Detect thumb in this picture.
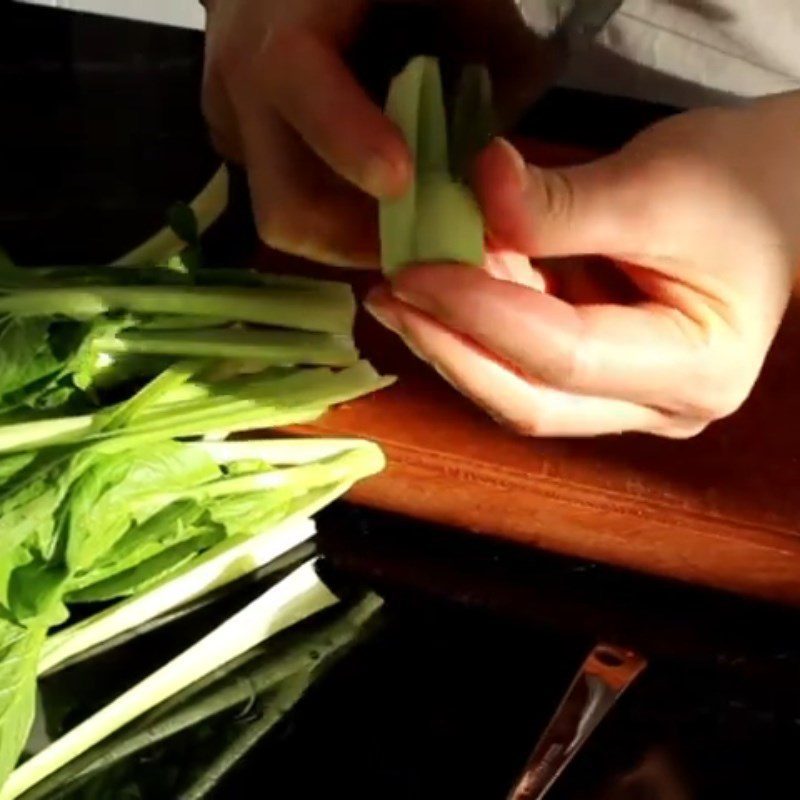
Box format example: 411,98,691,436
472,138,635,258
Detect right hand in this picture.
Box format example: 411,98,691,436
201,0,412,267
366,94,800,438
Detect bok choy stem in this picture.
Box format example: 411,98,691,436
3,561,338,800
38,517,318,676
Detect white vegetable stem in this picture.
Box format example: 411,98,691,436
4,560,338,800
195,438,370,465
38,517,317,676
112,164,229,266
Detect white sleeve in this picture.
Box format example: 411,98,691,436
555,0,800,108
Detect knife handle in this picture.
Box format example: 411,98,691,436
507,643,647,800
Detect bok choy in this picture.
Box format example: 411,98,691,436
0,165,393,796
380,56,494,275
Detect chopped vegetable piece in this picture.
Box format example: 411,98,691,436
380,56,490,275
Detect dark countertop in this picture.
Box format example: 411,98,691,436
4,3,800,799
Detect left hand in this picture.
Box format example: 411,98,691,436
365,94,800,438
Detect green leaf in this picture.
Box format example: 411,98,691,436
449,63,494,180
66,499,213,593
93,328,359,367
203,486,303,539
6,561,68,627
94,359,202,433
0,620,46,789
165,203,199,247
0,452,37,485
67,531,225,603
0,468,65,609
65,316,132,395
0,319,63,411
64,442,222,575
0,315,139,418
0,449,88,621
0,247,16,273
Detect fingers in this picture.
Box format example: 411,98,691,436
472,138,640,258
201,59,244,163
364,287,683,438
483,247,546,291
239,111,380,267
386,264,752,419
260,28,411,199
205,21,413,268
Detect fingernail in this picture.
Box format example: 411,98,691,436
391,278,437,316
396,326,428,364
365,294,431,365
364,295,403,335
362,152,407,199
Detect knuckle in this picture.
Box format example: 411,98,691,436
489,402,553,438
707,380,752,420
537,167,576,223
257,209,297,252
658,420,709,440
500,416,542,437
256,205,321,260
675,363,753,422
616,146,731,244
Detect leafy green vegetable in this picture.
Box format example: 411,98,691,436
26,591,382,800
0,427,384,792
0,360,391,456
2,561,341,800
0,161,392,797
0,442,375,791
0,319,63,408
38,516,319,677
166,202,200,249
92,328,359,367
450,63,495,180
0,284,355,334
0,240,360,421
112,164,229,268
380,55,491,275
0,622,46,789
63,442,221,574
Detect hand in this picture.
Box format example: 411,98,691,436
366,93,800,438
201,0,411,267
201,0,556,268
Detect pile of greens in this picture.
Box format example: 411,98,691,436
0,53,495,792
0,166,392,798
27,593,383,800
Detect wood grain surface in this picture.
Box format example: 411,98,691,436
255,141,800,609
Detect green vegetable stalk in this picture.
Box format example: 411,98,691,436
380,56,494,275
0,164,393,796
1,561,345,800
24,593,382,800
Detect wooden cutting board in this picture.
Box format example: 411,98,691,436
255,141,800,609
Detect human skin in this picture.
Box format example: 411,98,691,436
201,0,800,438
